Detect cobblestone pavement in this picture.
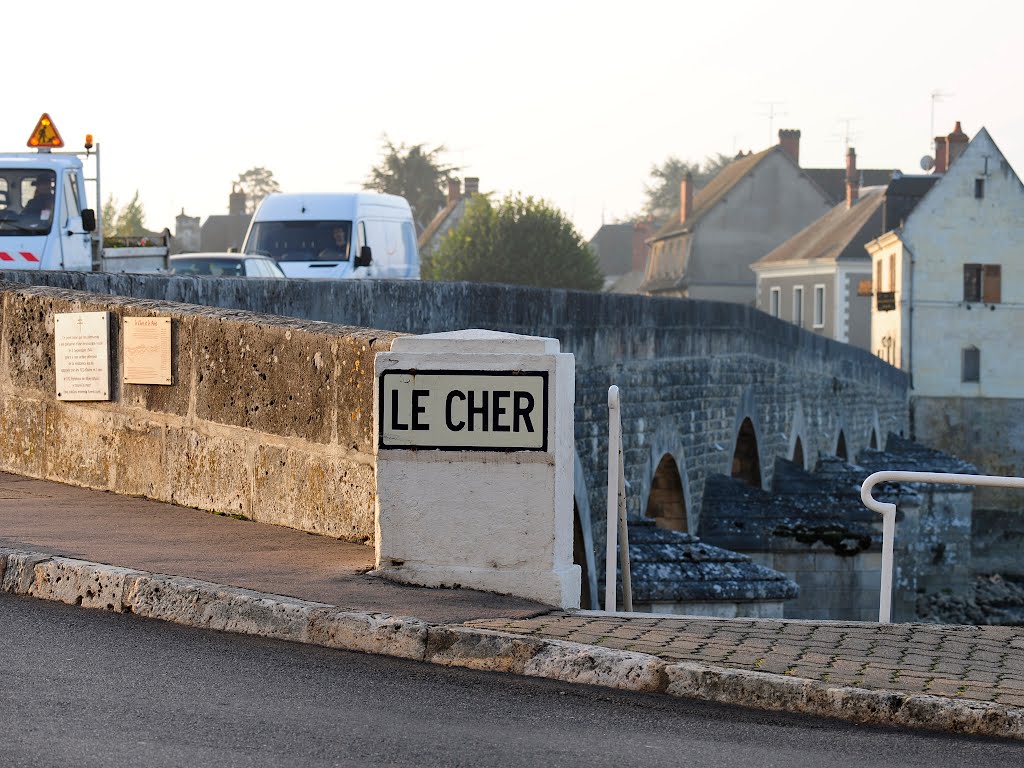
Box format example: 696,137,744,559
467,613,1024,708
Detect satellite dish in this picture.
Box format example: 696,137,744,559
920,155,935,171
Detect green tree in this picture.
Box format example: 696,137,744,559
235,167,281,214
364,137,457,231
427,194,604,291
642,152,732,220
101,191,146,236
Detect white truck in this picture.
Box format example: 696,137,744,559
0,113,167,273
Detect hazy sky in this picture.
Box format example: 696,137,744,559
5,0,1022,240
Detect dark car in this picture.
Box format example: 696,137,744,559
168,253,285,278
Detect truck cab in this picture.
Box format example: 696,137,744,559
0,153,94,271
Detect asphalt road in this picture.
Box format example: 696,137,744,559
1,594,1021,768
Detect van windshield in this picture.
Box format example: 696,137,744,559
244,220,352,262
0,169,57,235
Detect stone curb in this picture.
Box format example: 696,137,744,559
2,548,1022,741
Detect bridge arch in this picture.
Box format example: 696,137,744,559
868,409,882,451
731,390,765,489
831,430,847,460
788,402,809,470
646,453,689,533
732,417,763,488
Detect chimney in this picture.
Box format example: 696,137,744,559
679,172,694,224
228,184,247,216
464,177,480,195
845,147,859,208
933,136,948,174
946,121,969,167
778,129,801,165
447,178,461,204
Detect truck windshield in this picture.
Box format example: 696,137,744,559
244,220,352,262
0,169,56,234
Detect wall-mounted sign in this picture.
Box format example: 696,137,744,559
378,370,548,451
123,316,172,385
55,312,110,401
876,291,896,312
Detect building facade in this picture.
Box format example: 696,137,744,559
640,130,834,304
867,124,1024,511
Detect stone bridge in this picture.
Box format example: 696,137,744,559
0,274,909,611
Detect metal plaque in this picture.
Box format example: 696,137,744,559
55,312,110,401
123,316,172,385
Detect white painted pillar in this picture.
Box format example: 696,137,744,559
373,329,581,609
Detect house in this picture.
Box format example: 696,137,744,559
639,130,834,303
865,122,1024,514
589,218,658,292
417,177,480,256
174,186,252,254
751,148,900,350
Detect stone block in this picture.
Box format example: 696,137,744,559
0,395,46,476
253,444,376,541
192,318,337,443
164,426,251,515
42,403,114,488
111,418,168,499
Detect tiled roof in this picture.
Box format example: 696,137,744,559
418,198,462,251
804,168,895,204
753,186,885,268
623,520,799,603
650,148,776,242
588,223,635,276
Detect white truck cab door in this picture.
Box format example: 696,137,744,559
59,170,92,270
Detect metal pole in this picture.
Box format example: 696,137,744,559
605,386,621,612
617,428,633,612
95,142,103,269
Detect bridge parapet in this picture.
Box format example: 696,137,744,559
0,280,396,541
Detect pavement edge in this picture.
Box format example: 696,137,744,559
2,548,1021,741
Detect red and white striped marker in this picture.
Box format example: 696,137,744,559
0,252,39,262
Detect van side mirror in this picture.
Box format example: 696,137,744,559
81,209,96,232
355,245,372,268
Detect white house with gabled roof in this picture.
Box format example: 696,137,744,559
865,123,1024,508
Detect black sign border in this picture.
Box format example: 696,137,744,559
378,369,549,452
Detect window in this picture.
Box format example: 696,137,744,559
975,178,985,199
963,264,1001,303
875,260,882,294
888,254,896,291
769,287,780,317
962,346,980,383
793,286,804,327
813,285,825,328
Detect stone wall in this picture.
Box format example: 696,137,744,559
0,281,397,542
0,273,910,568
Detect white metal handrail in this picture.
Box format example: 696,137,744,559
605,386,633,612
861,470,1024,623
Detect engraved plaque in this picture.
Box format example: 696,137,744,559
123,316,172,385
55,312,111,401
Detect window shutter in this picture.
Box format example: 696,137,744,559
983,265,1002,303
963,264,981,302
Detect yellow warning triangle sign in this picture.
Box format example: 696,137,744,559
27,113,64,149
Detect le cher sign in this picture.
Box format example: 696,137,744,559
379,370,548,451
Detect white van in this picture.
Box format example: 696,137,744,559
241,192,419,279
